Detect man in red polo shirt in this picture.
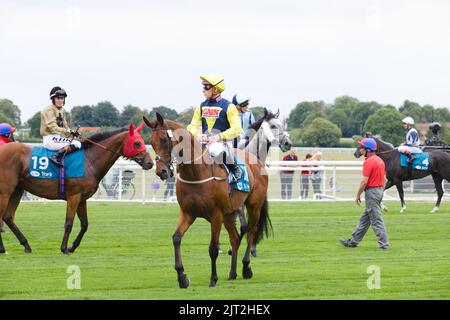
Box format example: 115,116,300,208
340,138,389,250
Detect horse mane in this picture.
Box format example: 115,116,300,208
248,111,277,132
81,128,128,149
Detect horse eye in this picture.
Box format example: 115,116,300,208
270,125,277,129
134,141,142,148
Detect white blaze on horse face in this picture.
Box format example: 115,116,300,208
261,122,276,143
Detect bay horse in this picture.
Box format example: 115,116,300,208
0,122,153,254
354,134,450,213
143,113,271,288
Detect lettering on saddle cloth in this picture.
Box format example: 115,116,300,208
29,147,85,179
222,157,250,193
400,152,429,171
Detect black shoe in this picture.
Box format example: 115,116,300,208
50,149,66,167
380,246,389,250
228,164,242,181
339,239,357,248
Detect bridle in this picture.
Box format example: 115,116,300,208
150,126,226,184
78,135,148,167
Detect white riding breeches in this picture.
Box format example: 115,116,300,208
43,135,81,151
398,145,422,154
207,141,232,158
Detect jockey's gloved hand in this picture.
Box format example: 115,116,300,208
70,130,80,137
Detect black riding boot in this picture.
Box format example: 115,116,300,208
227,163,242,181
50,148,67,167
50,145,79,167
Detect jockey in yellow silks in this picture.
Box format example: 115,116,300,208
187,73,243,180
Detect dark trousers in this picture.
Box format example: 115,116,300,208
280,173,294,199
300,175,310,199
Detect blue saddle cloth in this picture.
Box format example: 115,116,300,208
400,152,429,171
29,147,85,179
223,156,250,193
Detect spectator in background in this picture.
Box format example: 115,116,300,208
164,175,176,201
300,153,312,199
310,151,323,199
280,149,298,199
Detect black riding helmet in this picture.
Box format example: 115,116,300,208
430,122,442,134
50,86,68,104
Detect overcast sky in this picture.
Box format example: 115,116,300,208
1,0,449,123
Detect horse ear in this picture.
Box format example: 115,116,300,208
275,109,280,118
156,112,164,127
143,116,155,129
136,122,144,133
264,108,268,118
129,122,135,136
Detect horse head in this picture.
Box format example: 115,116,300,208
122,122,154,170
261,108,292,152
354,132,394,158
143,113,177,180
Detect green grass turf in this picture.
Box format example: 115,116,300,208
0,201,449,299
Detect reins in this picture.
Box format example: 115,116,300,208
151,126,227,184
78,134,146,163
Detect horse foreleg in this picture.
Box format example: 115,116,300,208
209,215,222,287
61,194,81,254
3,188,32,253
68,200,88,253
431,174,444,213
173,209,194,288
224,214,240,281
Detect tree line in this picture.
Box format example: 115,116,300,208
1,96,449,147
287,96,450,147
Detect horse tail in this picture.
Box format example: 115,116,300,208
255,196,273,244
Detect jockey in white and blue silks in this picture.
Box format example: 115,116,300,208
232,93,255,149
398,116,422,157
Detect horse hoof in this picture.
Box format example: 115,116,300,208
400,208,405,213
68,247,76,253
178,275,190,289
24,248,32,253
430,207,439,213
209,279,218,287
251,250,257,257
0,249,6,254
61,249,70,255
243,267,253,279
228,272,237,280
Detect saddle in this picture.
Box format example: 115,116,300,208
221,156,250,193
400,152,429,171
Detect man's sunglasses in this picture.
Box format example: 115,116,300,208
202,84,214,91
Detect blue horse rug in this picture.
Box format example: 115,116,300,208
400,152,429,171
223,156,250,193
29,147,85,179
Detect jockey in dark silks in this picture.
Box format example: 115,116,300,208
0,122,15,232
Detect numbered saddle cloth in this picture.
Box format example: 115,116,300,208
29,147,85,179
223,156,250,193
400,152,429,171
